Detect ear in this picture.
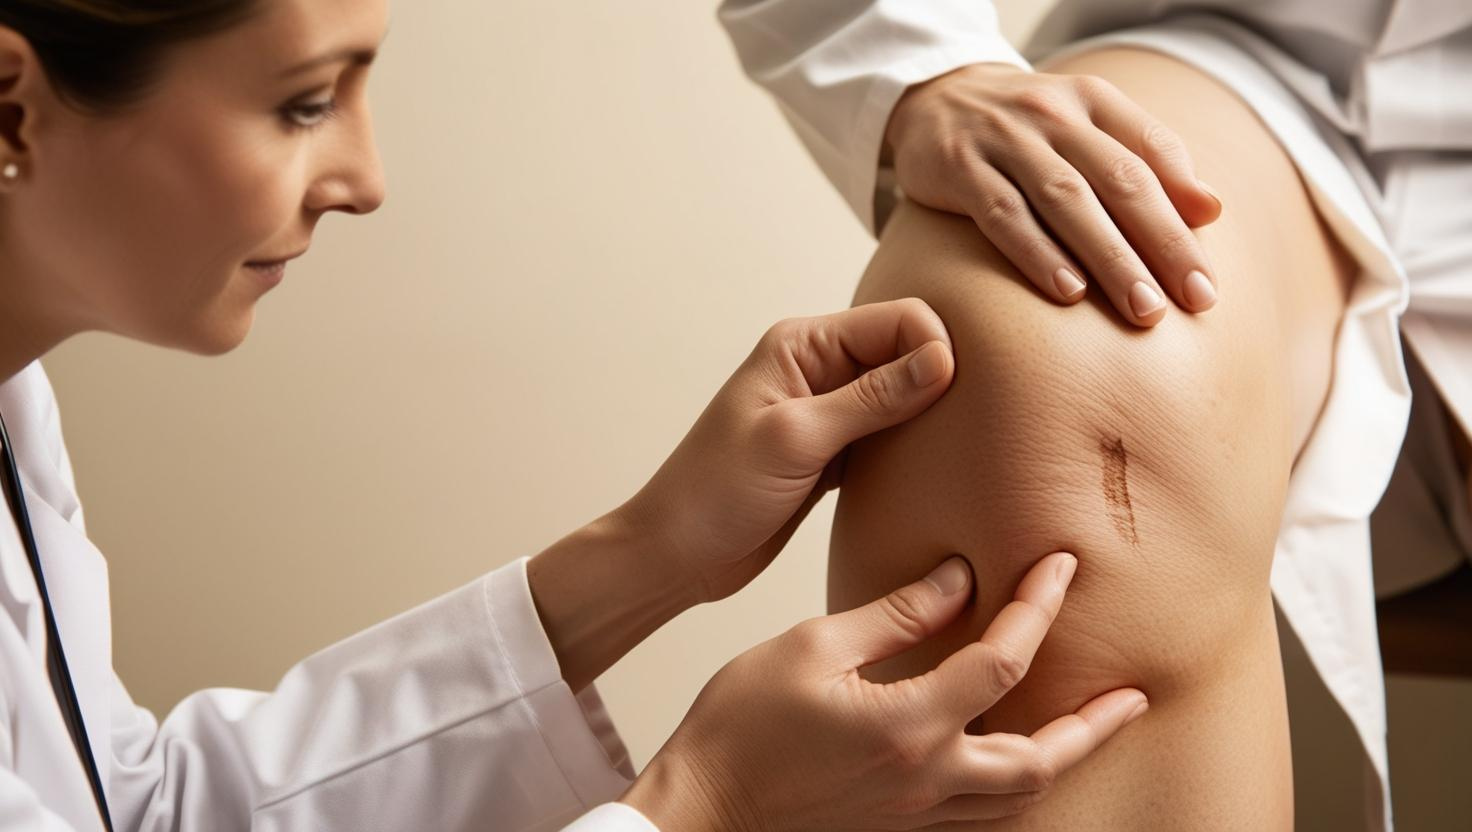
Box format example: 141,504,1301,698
0,25,63,163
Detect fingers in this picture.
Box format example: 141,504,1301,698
819,556,975,668
796,339,954,461
958,162,1091,307
1051,127,1218,314
1018,686,1148,776
923,552,1076,722
779,298,954,397
989,140,1170,326
1084,82,1222,228
919,688,1148,823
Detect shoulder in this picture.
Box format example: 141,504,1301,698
0,361,85,530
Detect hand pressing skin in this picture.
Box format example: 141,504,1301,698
623,553,1149,830
529,298,1146,827
530,298,960,693
884,62,1224,326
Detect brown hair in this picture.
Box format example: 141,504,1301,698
0,0,263,113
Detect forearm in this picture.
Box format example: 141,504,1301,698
527,509,698,692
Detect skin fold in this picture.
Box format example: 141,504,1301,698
828,47,1356,830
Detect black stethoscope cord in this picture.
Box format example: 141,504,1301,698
0,408,114,831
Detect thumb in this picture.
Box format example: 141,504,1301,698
799,340,954,462
825,556,973,668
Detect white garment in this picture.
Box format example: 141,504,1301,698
0,360,654,830
718,3,1472,831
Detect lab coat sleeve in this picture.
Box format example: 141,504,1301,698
561,802,659,830
103,556,638,831
717,0,1032,234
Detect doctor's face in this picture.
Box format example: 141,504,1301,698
6,0,388,355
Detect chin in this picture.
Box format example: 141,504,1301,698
169,309,256,357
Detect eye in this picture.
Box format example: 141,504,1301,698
280,97,340,131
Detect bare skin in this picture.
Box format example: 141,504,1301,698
828,47,1357,830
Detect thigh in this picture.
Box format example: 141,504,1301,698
828,47,1354,830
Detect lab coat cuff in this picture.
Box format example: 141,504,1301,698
488,557,637,809
560,802,661,831
853,39,1032,235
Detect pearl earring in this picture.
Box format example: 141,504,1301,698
1,162,17,181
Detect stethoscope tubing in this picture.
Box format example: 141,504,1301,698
0,408,113,831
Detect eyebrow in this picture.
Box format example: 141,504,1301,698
278,28,390,78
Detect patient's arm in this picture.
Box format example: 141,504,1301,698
828,48,1354,830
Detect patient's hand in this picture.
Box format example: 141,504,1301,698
624,299,954,604
622,552,1149,831
884,62,1223,326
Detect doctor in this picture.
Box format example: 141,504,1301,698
0,1,1151,830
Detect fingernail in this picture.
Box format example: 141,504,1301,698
907,341,947,387
1128,282,1165,319
1126,697,1149,725
1183,270,1216,310
1052,267,1086,299
1054,553,1077,590
924,556,971,596
1198,179,1222,211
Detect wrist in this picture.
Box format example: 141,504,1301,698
527,507,700,692
621,749,750,832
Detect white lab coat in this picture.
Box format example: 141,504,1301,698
718,2,1472,830
0,360,656,830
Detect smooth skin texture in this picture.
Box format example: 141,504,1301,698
0,3,1145,827
830,46,1357,830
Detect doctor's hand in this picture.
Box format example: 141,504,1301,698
621,552,1149,830
622,298,955,605
884,61,1222,327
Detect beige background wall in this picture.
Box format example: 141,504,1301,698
40,1,1469,829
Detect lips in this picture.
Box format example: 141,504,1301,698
245,248,308,268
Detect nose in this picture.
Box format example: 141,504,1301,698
304,116,387,217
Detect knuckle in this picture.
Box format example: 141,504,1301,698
977,189,1028,228
879,589,934,641
1014,746,1058,791
760,317,803,349
937,133,981,169
1014,87,1068,121
1093,242,1137,272
1070,74,1116,102
1036,172,1092,212
1102,154,1153,199
1155,227,1199,260
756,399,809,454
987,645,1031,691
852,366,901,414
786,617,834,656
1141,120,1185,161
1013,233,1059,270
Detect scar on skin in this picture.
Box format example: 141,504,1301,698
1099,436,1141,549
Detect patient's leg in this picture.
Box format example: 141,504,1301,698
829,47,1354,830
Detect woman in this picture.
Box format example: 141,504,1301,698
721,0,1472,829
0,1,1153,830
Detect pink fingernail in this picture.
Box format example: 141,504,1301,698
1054,553,1077,589
1183,270,1217,310
1128,282,1165,318
924,556,971,596
1053,267,1086,299
908,342,947,387
1198,179,1223,211
1126,697,1149,724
